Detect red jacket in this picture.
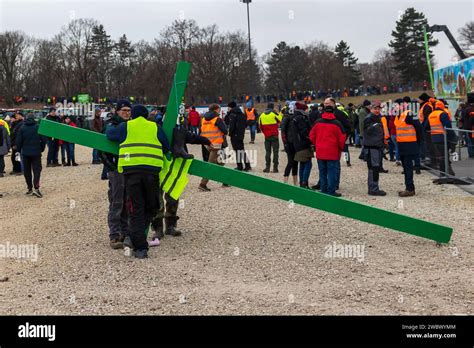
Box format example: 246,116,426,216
309,112,346,161
188,110,201,127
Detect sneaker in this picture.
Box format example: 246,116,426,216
389,159,396,162
72,162,79,167
380,169,389,173
198,184,211,192
368,190,387,196
398,190,415,197
415,169,421,175
152,229,164,240
25,189,33,195
32,189,43,198
133,249,148,259
346,163,352,167
332,192,342,197
109,238,124,249
148,238,160,247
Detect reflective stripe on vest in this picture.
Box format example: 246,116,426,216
428,110,445,136
245,108,255,121
0,120,10,135
118,117,164,173
200,117,224,144
159,157,193,201
394,111,416,143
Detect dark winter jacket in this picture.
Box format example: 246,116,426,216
334,108,351,135
100,114,127,172
16,118,46,156
362,113,384,148
396,114,423,156
227,107,247,140
309,112,346,161
284,110,312,152
10,120,24,148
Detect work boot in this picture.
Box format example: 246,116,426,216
415,168,421,175
272,165,279,173
263,167,270,173
109,238,124,249
244,166,251,172
165,219,182,237
198,183,211,192
380,169,389,173
368,190,387,196
398,190,415,197
172,126,194,159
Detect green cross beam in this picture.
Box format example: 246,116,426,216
38,61,453,244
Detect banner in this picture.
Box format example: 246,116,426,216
434,56,474,99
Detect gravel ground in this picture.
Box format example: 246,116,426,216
0,133,472,315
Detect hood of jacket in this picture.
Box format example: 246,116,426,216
204,110,219,121
24,118,37,126
321,112,336,120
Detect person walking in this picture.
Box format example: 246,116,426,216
362,101,387,196
395,110,423,197
245,103,258,144
462,93,474,158
259,102,281,173
309,103,346,197
198,104,226,191
106,104,170,259
16,114,46,198
227,101,251,171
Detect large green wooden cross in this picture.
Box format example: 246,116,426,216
38,61,453,244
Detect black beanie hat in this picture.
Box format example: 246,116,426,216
403,96,412,103
131,104,149,119
116,99,131,111
362,99,371,107
418,93,430,101
228,101,237,108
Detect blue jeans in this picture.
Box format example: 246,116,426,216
355,129,361,146
390,135,400,161
335,160,341,190
67,143,75,163
249,124,256,142
317,159,338,195
190,125,199,135
299,159,312,185
47,139,59,164
92,148,100,162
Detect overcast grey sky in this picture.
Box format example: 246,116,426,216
0,0,472,68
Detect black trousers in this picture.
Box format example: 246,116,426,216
11,151,22,173
231,137,250,170
23,155,42,190
400,154,415,192
284,142,298,177
0,155,5,174
125,172,161,251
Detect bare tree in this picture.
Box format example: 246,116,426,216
161,19,201,62
0,31,33,106
458,21,474,56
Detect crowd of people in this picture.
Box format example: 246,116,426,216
0,92,472,259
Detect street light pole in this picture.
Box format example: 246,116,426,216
241,0,252,97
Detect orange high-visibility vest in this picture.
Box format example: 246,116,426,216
245,108,255,121
444,107,452,121
200,117,224,145
394,111,416,143
418,103,432,124
428,110,445,136
381,116,389,143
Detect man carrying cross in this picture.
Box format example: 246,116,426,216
106,105,170,259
